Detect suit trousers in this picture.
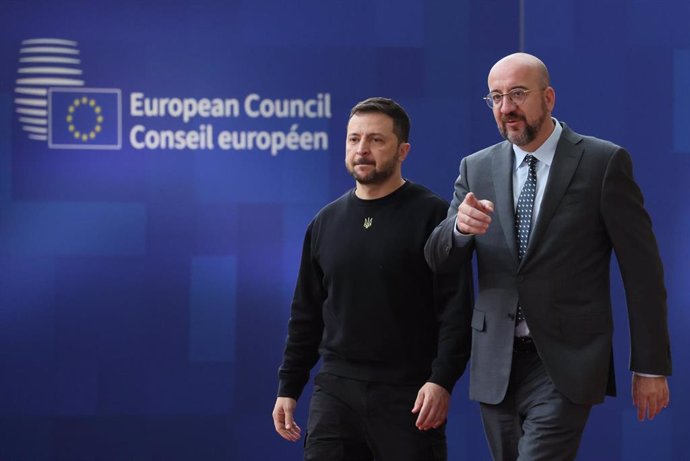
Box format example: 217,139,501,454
479,345,592,461
304,372,446,461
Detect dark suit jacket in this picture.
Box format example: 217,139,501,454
425,123,672,405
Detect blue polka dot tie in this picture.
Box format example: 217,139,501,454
516,154,537,259
515,154,537,323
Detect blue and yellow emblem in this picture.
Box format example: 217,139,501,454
49,88,121,149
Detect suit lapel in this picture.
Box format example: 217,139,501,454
492,142,519,261
523,124,584,265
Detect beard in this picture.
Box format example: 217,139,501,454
347,155,399,185
499,100,549,147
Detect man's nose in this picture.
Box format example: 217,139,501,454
356,139,370,154
499,95,517,114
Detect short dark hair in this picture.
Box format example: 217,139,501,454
349,97,410,143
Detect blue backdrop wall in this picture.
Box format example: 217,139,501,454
0,1,688,460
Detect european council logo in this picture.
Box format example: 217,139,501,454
49,88,122,149
14,38,122,150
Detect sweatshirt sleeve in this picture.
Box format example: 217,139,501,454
277,221,327,400
427,203,474,393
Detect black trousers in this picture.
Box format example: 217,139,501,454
479,345,592,461
304,373,447,461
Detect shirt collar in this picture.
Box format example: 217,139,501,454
513,117,562,168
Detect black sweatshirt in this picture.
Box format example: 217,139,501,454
278,181,472,400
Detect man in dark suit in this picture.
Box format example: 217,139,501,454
424,53,672,460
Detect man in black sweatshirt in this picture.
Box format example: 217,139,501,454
272,97,472,461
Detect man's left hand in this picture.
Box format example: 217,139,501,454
411,382,450,430
632,374,669,421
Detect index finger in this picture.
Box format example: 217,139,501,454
637,398,649,421
478,199,495,213
415,398,433,429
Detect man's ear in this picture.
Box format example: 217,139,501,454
398,142,411,162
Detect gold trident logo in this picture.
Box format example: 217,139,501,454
363,217,373,229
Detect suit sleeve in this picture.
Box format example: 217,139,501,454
600,148,672,376
425,156,475,274
277,222,327,399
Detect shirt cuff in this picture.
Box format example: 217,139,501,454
634,372,665,378
452,223,474,245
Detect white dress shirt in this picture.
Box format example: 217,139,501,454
511,119,561,336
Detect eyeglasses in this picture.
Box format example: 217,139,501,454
483,88,536,109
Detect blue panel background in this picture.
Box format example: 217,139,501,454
0,0,687,460
674,49,690,153
189,256,236,363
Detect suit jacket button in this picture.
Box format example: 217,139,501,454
508,313,515,320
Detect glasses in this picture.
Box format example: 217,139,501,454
483,88,536,109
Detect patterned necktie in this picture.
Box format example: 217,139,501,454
515,154,537,260
515,154,537,324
